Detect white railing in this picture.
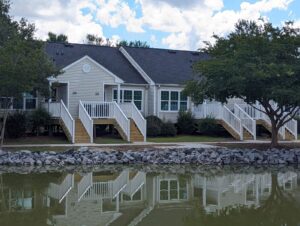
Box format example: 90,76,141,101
81,101,130,142
285,118,298,140
112,170,129,198
193,102,242,140
42,102,61,117
223,106,243,140
78,173,93,201
234,104,256,139
47,174,74,203
79,101,93,143
120,102,147,141
82,171,128,201
123,172,146,198
82,101,115,118
114,103,131,142
60,100,75,143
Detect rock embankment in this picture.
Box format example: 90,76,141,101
0,147,300,166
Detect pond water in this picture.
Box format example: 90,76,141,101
0,166,300,226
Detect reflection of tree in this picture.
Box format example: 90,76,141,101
184,174,300,226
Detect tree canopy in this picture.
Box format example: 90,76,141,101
117,40,150,48
185,20,300,146
47,32,68,43
0,0,59,146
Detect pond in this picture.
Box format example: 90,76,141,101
0,166,299,226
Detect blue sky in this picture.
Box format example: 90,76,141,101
10,0,300,50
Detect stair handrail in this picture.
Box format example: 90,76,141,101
60,100,75,143
113,102,131,142
222,105,243,140
234,104,256,139
78,173,93,201
120,102,147,141
284,115,298,140
79,100,93,143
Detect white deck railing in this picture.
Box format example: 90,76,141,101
42,102,61,117
82,171,128,201
82,101,130,142
47,174,74,203
78,173,93,201
61,100,75,143
284,116,298,140
123,172,146,198
193,102,242,140
234,104,256,139
79,101,93,143
120,103,147,141
42,100,75,143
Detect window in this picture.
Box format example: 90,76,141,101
159,179,188,201
160,90,188,111
113,89,143,111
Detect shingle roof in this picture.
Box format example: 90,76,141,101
45,42,147,84
123,46,209,84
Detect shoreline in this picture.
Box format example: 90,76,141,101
1,146,300,166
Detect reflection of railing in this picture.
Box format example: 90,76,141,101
81,171,128,201
78,173,93,201
47,174,74,203
123,172,146,198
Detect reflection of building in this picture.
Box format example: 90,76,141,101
0,170,299,225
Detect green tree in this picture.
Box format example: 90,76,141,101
185,20,300,147
118,40,150,48
0,1,59,146
47,31,68,43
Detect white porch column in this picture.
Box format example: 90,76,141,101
117,84,121,104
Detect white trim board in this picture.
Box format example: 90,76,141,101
62,55,124,84
119,47,155,85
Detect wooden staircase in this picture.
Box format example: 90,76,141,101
285,128,295,141
243,128,254,140
217,119,241,140
59,119,73,143
130,119,144,142
75,119,90,143
256,119,284,140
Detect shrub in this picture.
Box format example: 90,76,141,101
176,110,195,134
5,111,27,138
196,117,221,136
146,115,163,137
161,122,177,137
28,108,51,135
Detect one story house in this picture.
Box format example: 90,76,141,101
1,42,297,143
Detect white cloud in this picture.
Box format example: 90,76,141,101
9,0,295,50
10,0,104,43
95,0,144,32
138,0,294,50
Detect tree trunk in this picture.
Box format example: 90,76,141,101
271,122,279,148
0,109,9,148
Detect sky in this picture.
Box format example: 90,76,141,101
9,0,300,50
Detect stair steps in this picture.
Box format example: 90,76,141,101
130,119,144,142
243,128,254,140
217,119,241,140
75,119,90,143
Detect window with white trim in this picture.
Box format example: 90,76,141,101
160,90,188,111
113,89,143,110
159,179,188,201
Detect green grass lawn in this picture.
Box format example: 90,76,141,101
147,135,234,143
94,136,128,144
3,136,69,145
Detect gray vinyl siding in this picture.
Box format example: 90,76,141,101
56,58,116,117
157,86,193,123
147,85,156,116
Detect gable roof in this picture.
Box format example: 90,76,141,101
45,42,147,84
123,46,209,85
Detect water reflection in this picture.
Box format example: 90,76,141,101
0,169,300,226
